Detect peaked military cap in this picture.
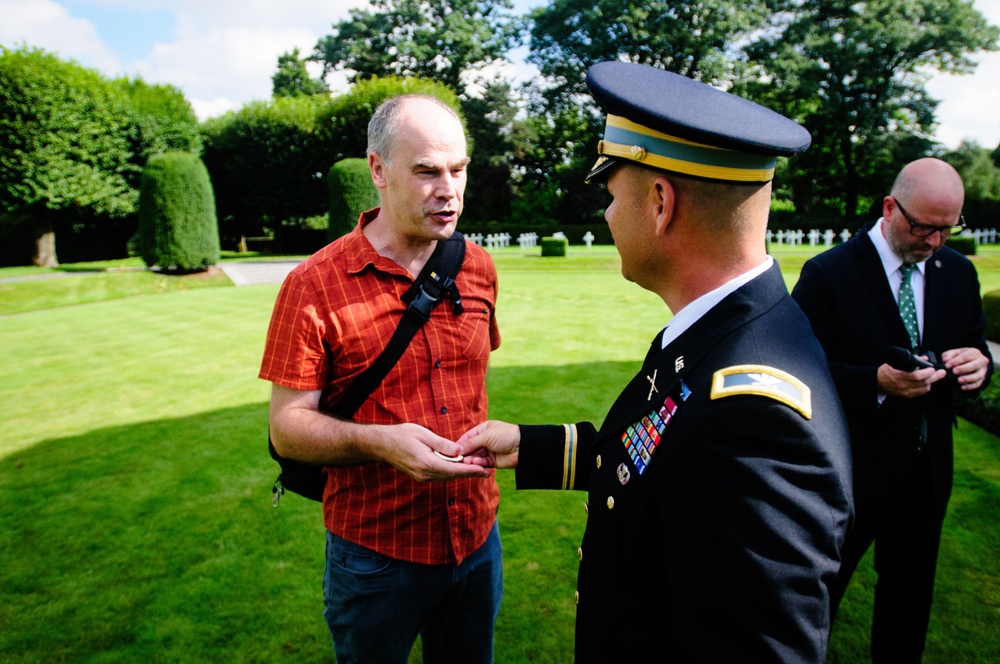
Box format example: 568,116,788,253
585,61,811,184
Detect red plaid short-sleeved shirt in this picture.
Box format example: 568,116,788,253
259,210,501,565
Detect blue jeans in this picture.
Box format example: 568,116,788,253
323,520,503,664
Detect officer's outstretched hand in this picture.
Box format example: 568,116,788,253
379,422,493,481
457,421,520,469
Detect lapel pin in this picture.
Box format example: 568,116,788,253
675,356,685,372
646,369,659,401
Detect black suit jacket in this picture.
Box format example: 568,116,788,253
517,263,853,663
791,224,992,510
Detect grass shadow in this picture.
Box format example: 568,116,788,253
0,403,334,664
3,361,998,663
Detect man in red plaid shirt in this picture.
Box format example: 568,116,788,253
260,94,502,663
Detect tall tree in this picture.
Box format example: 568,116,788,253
945,140,1000,203
943,140,1000,228
114,76,202,187
313,0,521,93
528,0,771,110
745,0,999,222
0,46,136,266
272,48,330,98
516,0,773,224
315,75,461,164
460,77,520,223
200,95,333,246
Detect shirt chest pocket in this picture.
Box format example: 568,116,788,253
430,305,492,364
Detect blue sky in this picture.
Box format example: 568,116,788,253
1,0,998,150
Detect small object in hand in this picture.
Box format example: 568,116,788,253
434,450,464,462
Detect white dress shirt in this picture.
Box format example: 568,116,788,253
869,217,926,339
658,257,775,349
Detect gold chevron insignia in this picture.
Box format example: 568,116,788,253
710,364,812,419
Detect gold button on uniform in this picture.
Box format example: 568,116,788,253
577,546,583,561
584,501,589,515
575,590,580,605
607,496,615,510
596,454,602,469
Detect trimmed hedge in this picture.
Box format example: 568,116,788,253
955,367,1000,438
328,158,379,241
541,236,568,257
138,152,220,272
984,289,1000,343
945,235,976,255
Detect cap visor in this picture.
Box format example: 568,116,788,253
585,156,621,183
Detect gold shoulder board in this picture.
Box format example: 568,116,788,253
710,364,812,419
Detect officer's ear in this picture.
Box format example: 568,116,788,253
649,174,676,237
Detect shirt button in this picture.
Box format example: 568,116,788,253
606,496,615,510
596,455,602,469
440,406,448,414
448,497,455,506
435,360,442,368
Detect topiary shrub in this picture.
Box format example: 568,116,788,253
138,152,220,272
328,158,379,240
945,235,976,255
983,289,1000,342
954,367,1000,438
541,236,568,257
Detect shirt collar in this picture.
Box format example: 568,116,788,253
344,207,387,275
869,217,926,278
659,256,774,349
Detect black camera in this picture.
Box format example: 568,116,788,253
885,346,958,387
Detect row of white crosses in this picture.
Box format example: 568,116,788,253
767,229,852,247
766,228,1000,247
468,233,512,250
967,228,999,244
471,231,601,251
473,228,999,250
518,232,538,249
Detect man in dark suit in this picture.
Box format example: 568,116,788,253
458,61,854,663
791,157,992,662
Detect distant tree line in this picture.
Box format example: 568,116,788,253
2,0,999,266
0,46,201,266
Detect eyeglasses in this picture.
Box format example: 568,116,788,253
892,198,966,238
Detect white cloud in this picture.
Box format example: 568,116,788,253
2,0,998,144
926,52,1000,149
122,0,364,119
0,0,120,71
2,0,369,119
926,0,1000,149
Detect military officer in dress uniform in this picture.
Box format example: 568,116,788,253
458,61,854,663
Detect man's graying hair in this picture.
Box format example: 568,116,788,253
367,94,462,163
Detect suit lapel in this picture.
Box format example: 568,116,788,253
854,227,913,346
922,255,944,349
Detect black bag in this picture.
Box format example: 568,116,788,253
270,232,467,505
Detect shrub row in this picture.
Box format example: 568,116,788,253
955,367,1000,438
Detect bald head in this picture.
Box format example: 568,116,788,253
890,158,965,214
367,95,464,164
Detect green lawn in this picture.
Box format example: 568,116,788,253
1,245,998,662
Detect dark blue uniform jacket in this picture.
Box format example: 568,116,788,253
516,262,853,663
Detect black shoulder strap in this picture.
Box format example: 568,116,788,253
329,231,467,418
268,231,467,505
